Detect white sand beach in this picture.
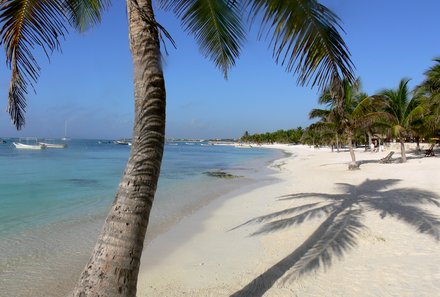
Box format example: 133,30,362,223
137,144,440,297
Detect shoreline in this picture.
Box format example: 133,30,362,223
141,146,287,269
137,144,440,296
144,147,284,243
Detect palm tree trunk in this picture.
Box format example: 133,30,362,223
335,133,340,152
347,132,359,170
367,130,373,152
415,136,421,154
71,1,165,296
400,137,407,162
364,133,368,151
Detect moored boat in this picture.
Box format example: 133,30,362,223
13,137,47,150
114,139,132,145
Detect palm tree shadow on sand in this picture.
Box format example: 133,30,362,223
230,179,440,297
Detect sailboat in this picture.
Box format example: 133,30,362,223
61,121,71,141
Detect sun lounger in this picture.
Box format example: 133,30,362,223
379,151,394,163
425,144,435,157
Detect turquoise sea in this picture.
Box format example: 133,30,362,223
0,139,280,296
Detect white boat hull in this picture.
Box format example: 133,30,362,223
13,142,46,150
115,140,132,145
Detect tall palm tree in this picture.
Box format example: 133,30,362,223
310,79,377,169
308,100,341,150
378,79,427,162
418,58,440,95
0,1,354,296
415,58,440,133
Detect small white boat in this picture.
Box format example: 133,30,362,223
115,139,132,145
13,138,46,150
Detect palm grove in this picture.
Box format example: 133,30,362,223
243,60,440,169
0,0,357,296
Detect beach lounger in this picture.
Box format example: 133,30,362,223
379,151,394,163
425,144,435,157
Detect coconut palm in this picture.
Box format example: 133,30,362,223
0,1,354,296
418,58,440,95
310,79,379,169
307,108,339,149
415,58,440,132
300,121,340,148
378,79,427,162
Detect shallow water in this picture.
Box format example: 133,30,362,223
0,139,279,296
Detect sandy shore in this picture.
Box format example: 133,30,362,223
137,144,440,296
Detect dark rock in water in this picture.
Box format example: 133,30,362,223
204,171,241,179
65,178,100,186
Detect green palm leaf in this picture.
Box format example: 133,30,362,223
309,108,330,120
418,57,440,94
0,0,108,129
416,58,440,132
307,121,336,136
0,0,69,129
377,78,432,139
66,0,110,32
247,0,354,89
161,0,245,78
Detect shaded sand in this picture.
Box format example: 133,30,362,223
137,144,440,296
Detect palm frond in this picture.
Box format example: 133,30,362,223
405,104,427,127
66,0,110,32
397,78,410,107
390,124,404,137
307,121,336,133
379,79,412,127
309,108,330,120
355,111,393,130
351,96,375,117
351,96,388,128
161,0,245,78
421,114,440,132
0,0,69,129
317,85,334,105
247,0,354,89
418,57,440,95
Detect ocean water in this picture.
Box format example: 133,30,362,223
0,139,279,296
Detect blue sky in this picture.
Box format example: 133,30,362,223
1,0,440,139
